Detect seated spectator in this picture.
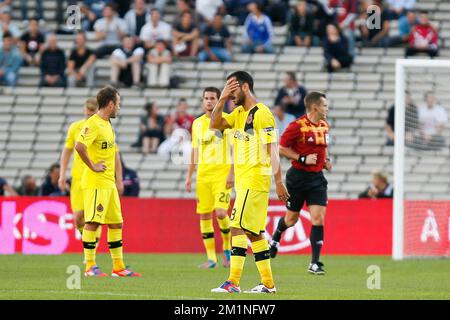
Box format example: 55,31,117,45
386,9,418,47
0,11,21,45
384,91,418,146
93,4,128,58
146,39,172,87
20,0,43,22
164,98,194,136
309,0,335,41
273,105,296,135
329,0,358,56
124,0,150,43
138,102,166,153
172,10,199,58
405,10,439,58
139,8,172,51
121,157,140,197
387,0,416,19
417,92,447,150
40,34,66,87
40,164,64,196
358,0,390,47
0,0,11,14
196,0,224,25
67,31,97,87
198,13,233,62
274,72,307,118
157,126,192,162
288,0,314,47
358,170,393,199
15,175,39,196
323,24,353,73
242,2,274,54
78,0,114,31
110,35,144,88
0,176,17,196
0,31,22,87
19,18,45,66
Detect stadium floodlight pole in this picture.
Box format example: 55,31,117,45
393,58,450,260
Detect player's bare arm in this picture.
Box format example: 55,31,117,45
185,147,198,192
279,145,318,165
115,151,124,195
324,149,332,171
210,79,239,131
225,165,234,189
58,147,73,191
269,143,290,202
75,142,106,172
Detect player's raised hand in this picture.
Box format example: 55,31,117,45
220,78,240,100
92,161,106,172
305,153,318,165
276,181,290,202
185,177,192,192
58,175,67,192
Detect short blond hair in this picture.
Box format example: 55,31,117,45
85,97,98,112
372,170,389,183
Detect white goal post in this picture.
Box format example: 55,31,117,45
393,58,450,260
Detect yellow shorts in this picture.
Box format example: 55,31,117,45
196,180,232,214
70,179,84,213
83,188,123,225
230,188,269,235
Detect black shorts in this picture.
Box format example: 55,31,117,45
285,167,328,212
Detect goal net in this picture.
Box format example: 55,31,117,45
393,59,450,260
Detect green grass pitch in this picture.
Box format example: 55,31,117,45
1,254,449,300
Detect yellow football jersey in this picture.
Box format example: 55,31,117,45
76,114,117,189
224,102,277,192
65,119,87,181
192,113,232,182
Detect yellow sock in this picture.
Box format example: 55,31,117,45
95,225,102,243
200,219,217,263
217,216,231,251
108,228,125,271
228,234,247,286
82,229,97,271
251,239,274,289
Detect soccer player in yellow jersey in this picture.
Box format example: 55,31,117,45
185,87,234,269
210,71,290,294
75,86,140,277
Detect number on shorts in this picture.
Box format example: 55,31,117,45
219,192,230,203
230,208,236,221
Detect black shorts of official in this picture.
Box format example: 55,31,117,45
285,166,328,212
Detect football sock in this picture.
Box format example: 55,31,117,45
82,229,97,271
228,234,247,286
272,217,288,243
108,228,125,271
310,225,324,264
200,219,217,263
217,215,231,251
252,239,274,289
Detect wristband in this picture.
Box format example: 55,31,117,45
298,155,307,164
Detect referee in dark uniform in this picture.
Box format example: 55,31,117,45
269,91,332,275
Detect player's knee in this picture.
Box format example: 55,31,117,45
215,210,227,220
285,215,297,227
109,223,123,229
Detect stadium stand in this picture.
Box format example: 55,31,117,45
1,0,450,200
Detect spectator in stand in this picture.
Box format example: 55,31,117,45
329,0,358,57
164,98,194,136
385,91,418,146
386,9,418,47
0,32,22,87
273,105,296,135
15,175,39,196
116,0,133,17
136,102,166,153
78,0,114,30
198,13,233,62
67,31,97,88
19,18,45,67
274,72,307,118
40,164,64,196
93,4,128,58
139,8,172,51
196,0,225,25
146,39,172,87
323,23,353,73
110,34,144,88
40,34,66,87
0,176,17,196
358,170,393,199
176,0,197,22
172,10,199,58
0,0,11,14
288,0,314,47
242,2,274,54
358,0,390,47
405,10,439,58
417,92,447,150
20,0,43,23
149,0,168,14
266,0,290,26
0,11,21,45
309,0,335,41
124,0,150,43
387,0,416,19
121,157,140,197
